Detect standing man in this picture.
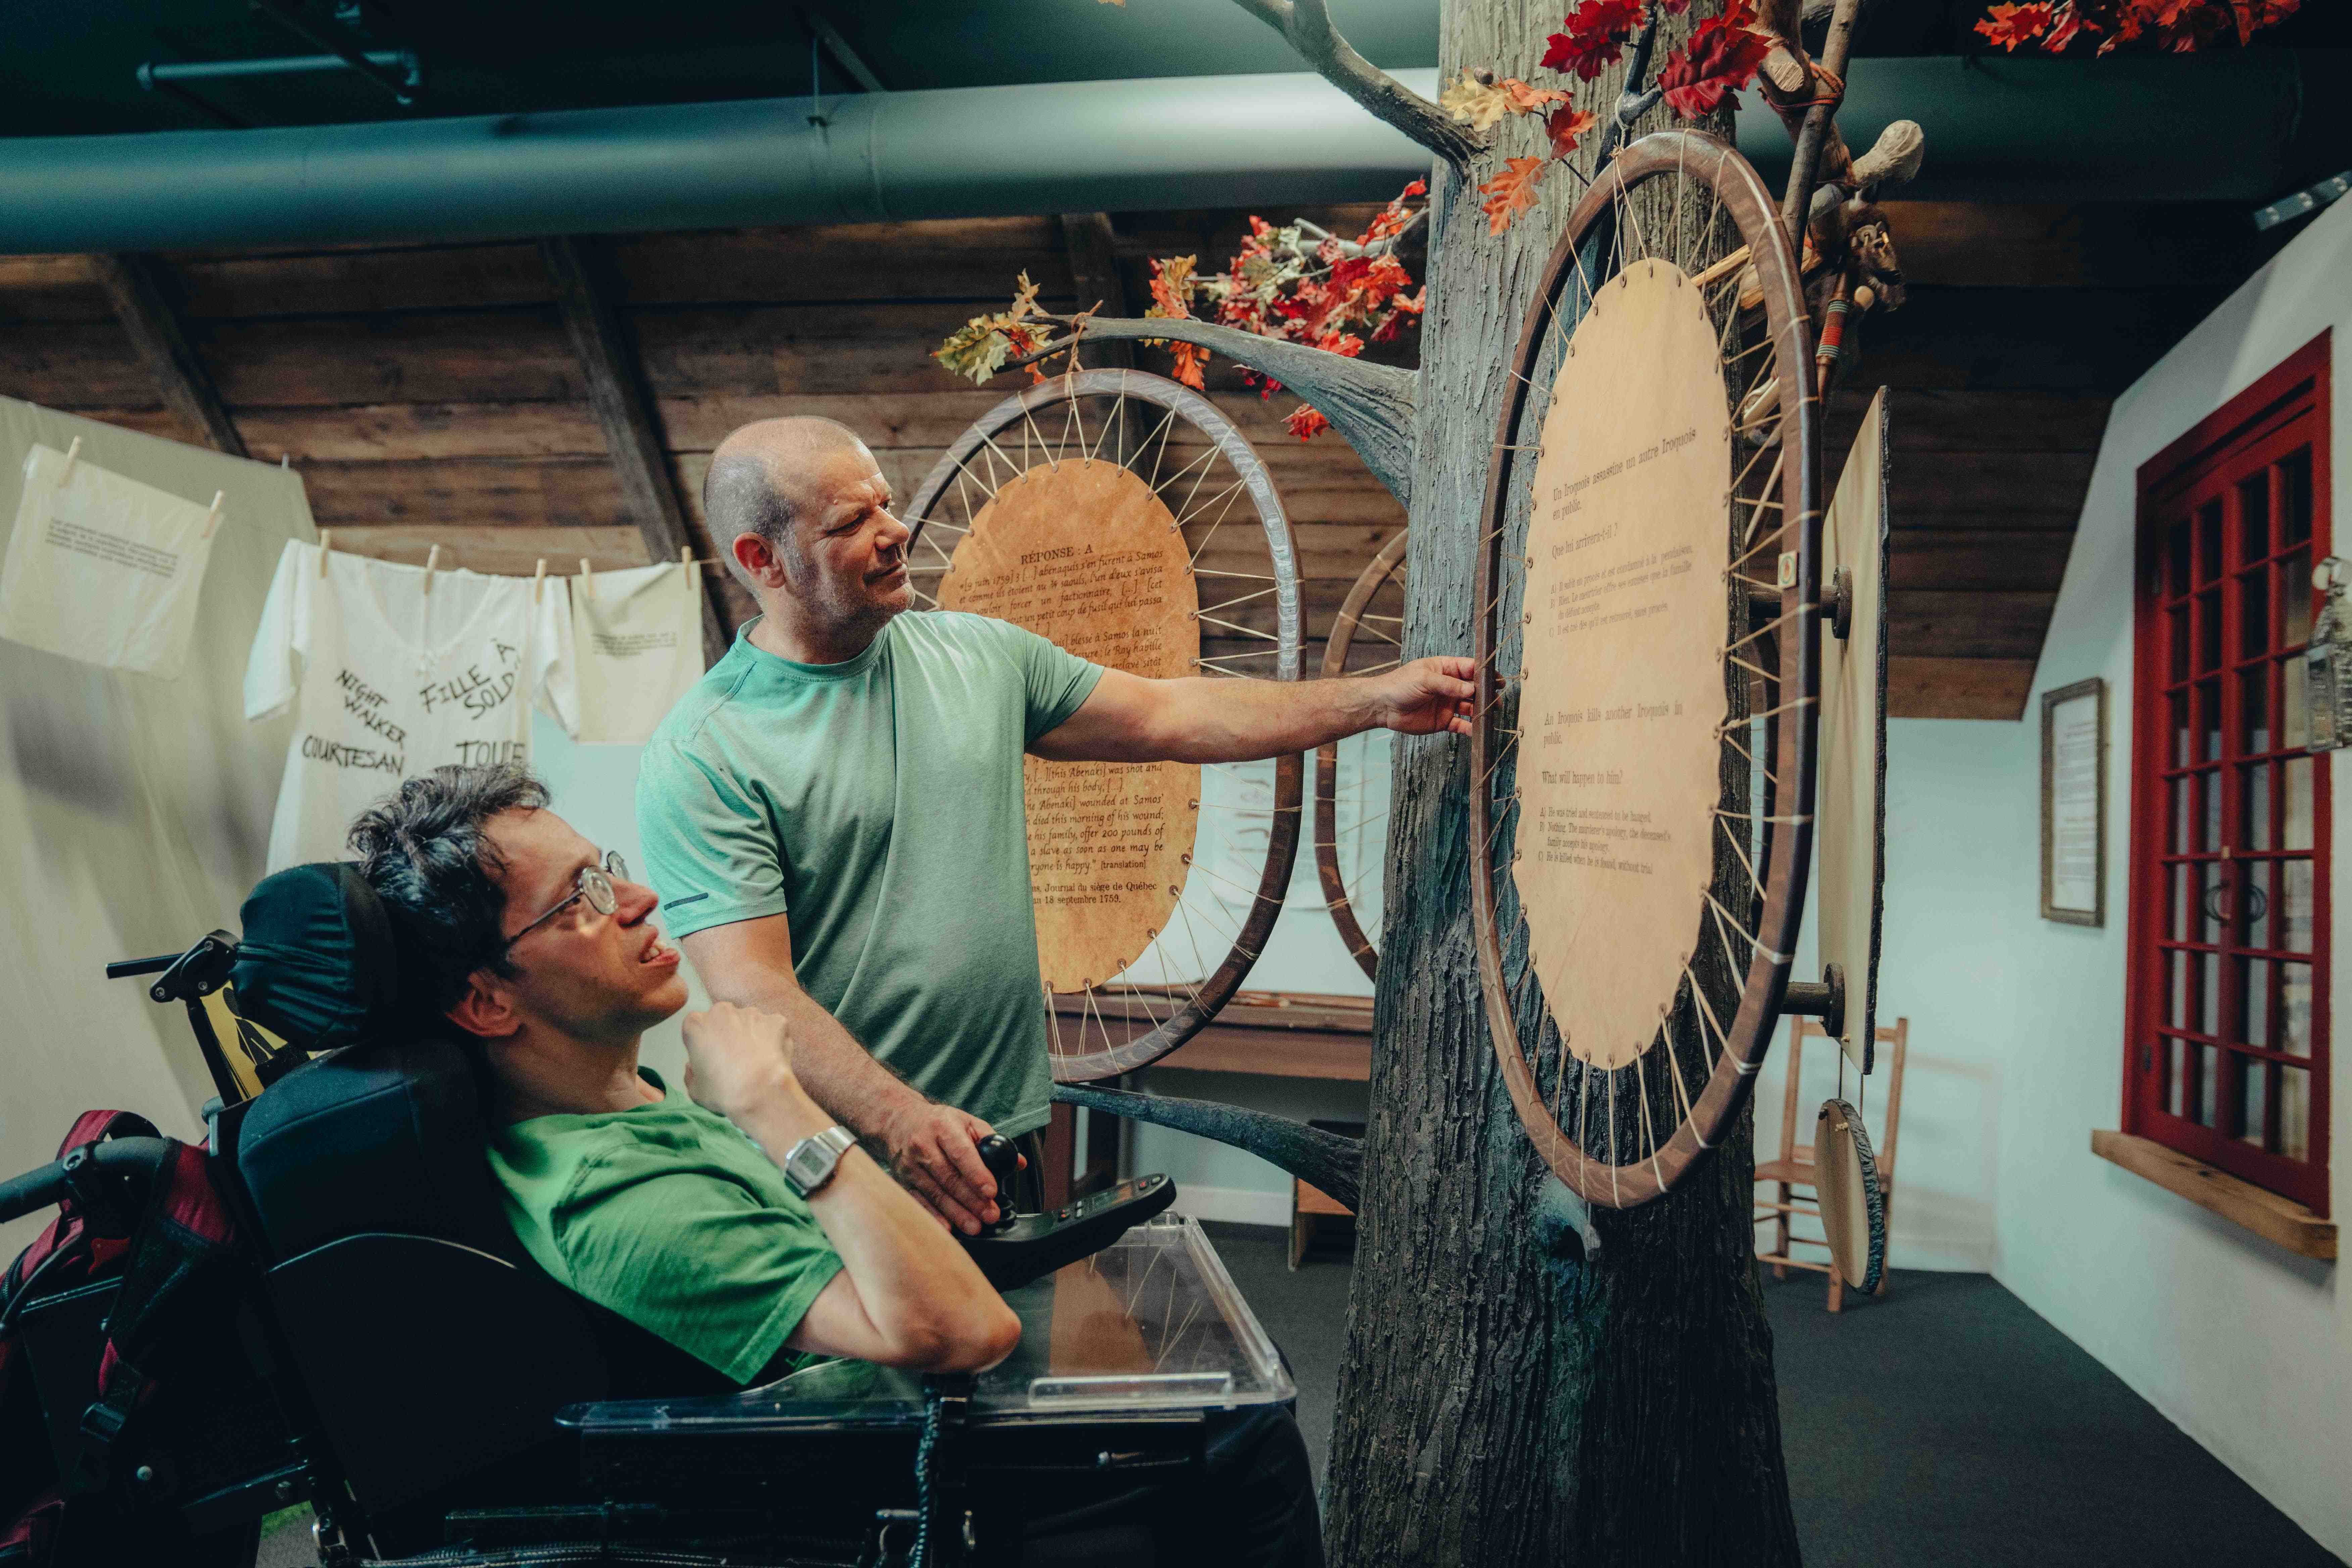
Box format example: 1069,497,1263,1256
638,417,1472,1233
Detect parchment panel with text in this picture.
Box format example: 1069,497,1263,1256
1516,264,1732,1069
938,459,1201,992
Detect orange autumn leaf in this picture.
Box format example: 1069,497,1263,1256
1479,156,1548,235
1545,104,1598,159
1974,1,2056,47
1168,340,1210,391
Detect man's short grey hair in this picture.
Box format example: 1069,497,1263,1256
703,416,865,591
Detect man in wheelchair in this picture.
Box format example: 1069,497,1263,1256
0,762,1320,1567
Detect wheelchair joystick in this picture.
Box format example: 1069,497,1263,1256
974,1134,1020,1235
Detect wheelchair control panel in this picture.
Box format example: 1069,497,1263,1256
956,1134,1178,1292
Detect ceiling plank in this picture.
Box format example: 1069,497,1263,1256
542,234,730,664
1886,657,2037,721
86,253,247,457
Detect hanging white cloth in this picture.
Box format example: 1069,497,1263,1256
569,561,707,744
243,540,578,871
0,441,226,676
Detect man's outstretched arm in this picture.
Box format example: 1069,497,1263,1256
1028,655,1477,765
681,913,1009,1236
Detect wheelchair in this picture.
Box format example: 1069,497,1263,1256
0,863,1300,1566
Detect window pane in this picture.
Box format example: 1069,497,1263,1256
2242,858,2273,949
2243,957,2270,1047
2199,500,2223,583
2238,667,2270,754
2172,777,2191,852
2282,1065,2310,1161
2281,960,2313,1056
2285,656,2310,748
2197,1044,2220,1126
2199,592,2223,672
2284,548,2313,646
2168,607,2189,682
2170,691,2191,765
2281,449,2312,547
2284,756,2312,849
2242,761,2272,849
2240,474,2271,562
2199,678,2223,760
2200,951,2220,1037
2283,860,2314,951
2241,570,2271,658
2168,1038,2188,1118
2169,520,2192,596
2170,863,2191,940
2238,1056,2267,1146
2168,951,2189,1029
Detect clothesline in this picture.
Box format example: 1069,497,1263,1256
312,530,717,599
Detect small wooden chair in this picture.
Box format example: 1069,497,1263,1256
1755,1016,1908,1312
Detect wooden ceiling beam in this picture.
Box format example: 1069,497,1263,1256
541,234,730,665
86,253,247,457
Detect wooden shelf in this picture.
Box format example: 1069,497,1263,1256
1052,989,1373,1081
2090,1130,2337,1262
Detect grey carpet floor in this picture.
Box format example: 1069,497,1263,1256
260,1230,2340,1565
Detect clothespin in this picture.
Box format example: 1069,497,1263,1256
200,490,225,540
279,454,290,469
59,437,81,486
533,557,548,604
317,529,334,575
422,543,443,594
681,542,698,585
578,557,594,600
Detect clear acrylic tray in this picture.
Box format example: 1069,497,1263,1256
561,1214,1293,1433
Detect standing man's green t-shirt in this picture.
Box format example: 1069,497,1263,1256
635,610,1103,1139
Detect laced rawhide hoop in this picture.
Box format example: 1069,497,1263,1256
1814,1097,1887,1293
1315,528,1408,982
903,369,1305,1082
1471,129,1822,1208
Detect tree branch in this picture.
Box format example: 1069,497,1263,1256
1054,1083,1363,1213
1021,313,1419,505
1231,0,1482,176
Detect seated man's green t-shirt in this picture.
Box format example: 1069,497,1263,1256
635,611,1104,1139
489,1070,845,1383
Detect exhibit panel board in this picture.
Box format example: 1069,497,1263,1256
1816,389,1891,1073
0,398,313,1255
1516,263,1733,1071
937,458,1202,992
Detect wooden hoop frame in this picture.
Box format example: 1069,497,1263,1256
1470,130,1822,1207
1315,527,1409,983
903,369,1306,1080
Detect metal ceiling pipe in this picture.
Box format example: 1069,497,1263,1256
0,53,2336,256
0,70,1440,256
1736,49,2336,205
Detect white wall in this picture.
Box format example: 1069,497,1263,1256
1906,198,2352,1558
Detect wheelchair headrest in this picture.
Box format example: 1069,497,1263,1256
231,862,405,1056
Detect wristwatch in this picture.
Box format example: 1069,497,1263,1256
782,1125,858,1198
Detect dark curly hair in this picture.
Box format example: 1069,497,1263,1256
347,764,550,1013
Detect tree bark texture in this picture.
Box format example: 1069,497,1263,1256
1321,3,1801,1562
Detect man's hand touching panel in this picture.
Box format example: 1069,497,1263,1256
1370,655,1478,737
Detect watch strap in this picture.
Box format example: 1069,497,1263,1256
783,1124,857,1198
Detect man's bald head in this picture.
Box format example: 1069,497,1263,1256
703,416,872,591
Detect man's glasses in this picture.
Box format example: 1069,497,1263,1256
503,850,629,951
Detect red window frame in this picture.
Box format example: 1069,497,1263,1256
2127,329,2333,1216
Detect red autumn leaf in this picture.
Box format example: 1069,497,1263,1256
1478,156,1549,235
1657,20,1774,117
1545,103,1599,159
1286,405,1333,442
1974,1,2056,48
1658,0,1691,10
1540,0,1645,80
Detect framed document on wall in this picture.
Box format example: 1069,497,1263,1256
2042,677,2107,925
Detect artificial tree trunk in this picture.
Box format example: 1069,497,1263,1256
1035,0,1810,1557
1320,4,1802,1562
